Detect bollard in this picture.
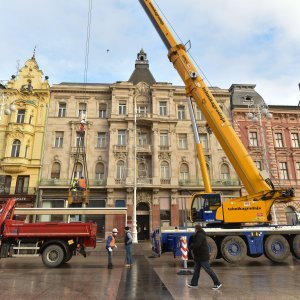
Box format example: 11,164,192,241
177,236,193,275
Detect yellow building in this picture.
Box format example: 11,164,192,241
0,55,50,207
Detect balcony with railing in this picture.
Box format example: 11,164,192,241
136,144,152,153
160,179,171,185
178,178,240,187
212,179,240,186
89,179,107,186
39,179,69,187
115,179,126,185
136,113,152,120
113,145,127,152
159,145,170,151
71,146,86,154
39,178,107,187
137,178,153,185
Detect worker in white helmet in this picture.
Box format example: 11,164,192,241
106,228,118,269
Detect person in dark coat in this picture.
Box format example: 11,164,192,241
187,224,222,290
124,226,133,266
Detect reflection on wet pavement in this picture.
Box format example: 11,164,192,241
0,252,299,300
117,256,173,300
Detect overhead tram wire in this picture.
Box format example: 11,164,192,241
69,0,93,207
81,0,93,194
83,0,93,91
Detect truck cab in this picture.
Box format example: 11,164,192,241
190,193,222,224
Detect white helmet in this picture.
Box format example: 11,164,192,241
112,228,118,233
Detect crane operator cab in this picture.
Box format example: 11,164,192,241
190,192,222,224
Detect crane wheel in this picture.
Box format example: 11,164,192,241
42,244,65,268
207,237,218,261
264,235,290,263
221,236,247,263
291,234,300,259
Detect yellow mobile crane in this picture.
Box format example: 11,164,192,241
140,1,300,263
139,0,295,225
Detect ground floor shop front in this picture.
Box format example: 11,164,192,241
14,186,298,240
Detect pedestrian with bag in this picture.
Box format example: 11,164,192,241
124,226,133,267
106,228,118,269
187,224,222,290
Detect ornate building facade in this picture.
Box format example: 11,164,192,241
0,55,50,207
230,84,300,225
39,50,241,238
1,52,298,236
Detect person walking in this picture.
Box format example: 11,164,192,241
106,228,118,269
124,226,133,267
187,224,222,290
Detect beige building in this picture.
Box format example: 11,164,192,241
0,55,50,207
39,50,241,239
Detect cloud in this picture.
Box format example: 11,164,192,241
1,0,299,105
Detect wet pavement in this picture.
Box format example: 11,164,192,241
0,247,299,300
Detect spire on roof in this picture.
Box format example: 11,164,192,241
32,46,37,60
129,49,156,85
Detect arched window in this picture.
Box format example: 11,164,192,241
95,162,105,180
51,162,61,179
74,163,83,178
221,163,230,180
11,139,21,157
160,161,170,179
179,163,189,182
116,161,125,179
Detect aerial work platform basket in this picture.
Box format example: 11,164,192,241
68,189,90,205
68,116,89,206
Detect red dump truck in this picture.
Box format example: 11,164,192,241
0,199,97,268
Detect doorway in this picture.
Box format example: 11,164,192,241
137,202,150,240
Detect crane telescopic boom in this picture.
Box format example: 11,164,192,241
139,0,294,223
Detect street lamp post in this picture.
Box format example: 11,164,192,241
247,103,278,224
132,97,138,243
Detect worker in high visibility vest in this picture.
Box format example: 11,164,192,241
70,178,79,201
106,228,118,269
78,176,87,191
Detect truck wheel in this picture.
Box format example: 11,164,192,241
291,235,300,259
207,237,217,260
264,235,290,263
42,244,65,268
221,236,247,263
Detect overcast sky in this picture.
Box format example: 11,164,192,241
1,0,300,106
